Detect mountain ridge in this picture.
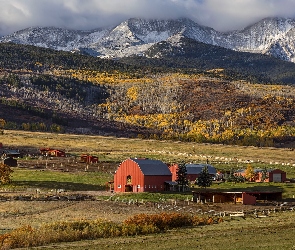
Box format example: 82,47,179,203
1,17,295,62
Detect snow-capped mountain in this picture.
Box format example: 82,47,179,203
1,17,295,62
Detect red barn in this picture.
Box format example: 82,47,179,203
113,158,172,192
170,163,217,183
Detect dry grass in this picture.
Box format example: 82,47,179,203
1,130,294,165
21,211,295,250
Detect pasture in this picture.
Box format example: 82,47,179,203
1,130,295,249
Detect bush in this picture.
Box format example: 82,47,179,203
0,213,223,249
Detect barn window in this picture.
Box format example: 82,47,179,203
118,185,121,188
126,175,132,184
137,185,140,188
149,185,150,188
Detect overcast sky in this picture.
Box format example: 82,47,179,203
1,0,295,35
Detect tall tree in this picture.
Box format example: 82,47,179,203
196,165,212,188
176,162,188,192
245,164,255,182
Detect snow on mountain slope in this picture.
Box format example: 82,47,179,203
0,27,93,51
1,17,295,62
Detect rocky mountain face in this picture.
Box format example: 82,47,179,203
1,17,295,62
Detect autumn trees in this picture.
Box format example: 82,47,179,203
0,163,13,185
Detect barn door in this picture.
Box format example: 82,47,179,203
273,173,282,182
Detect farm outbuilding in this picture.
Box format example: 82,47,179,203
267,169,287,182
40,148,65,157
113,158,172,193
193,190,283,205
80,154,98,163
3,157,17,167
235,168,287,183
169,163,217,182
1,150,21,158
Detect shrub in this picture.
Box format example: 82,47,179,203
0,213,223,249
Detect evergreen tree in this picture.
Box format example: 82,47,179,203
261,167,269,182
226,168,237,183
196,165,212,188
176,162,189,192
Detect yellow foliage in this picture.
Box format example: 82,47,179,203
0,163,13,184
126,86,138,101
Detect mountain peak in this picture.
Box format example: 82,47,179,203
1,16,295,62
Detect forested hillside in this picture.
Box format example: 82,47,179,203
122,36,295,84
0,43,295,148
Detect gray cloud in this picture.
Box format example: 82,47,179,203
0,0,295,35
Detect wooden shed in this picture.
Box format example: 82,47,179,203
193,190,282,205
3,157,17,167
268,169,287,182
113,158,172,193
40,148,65,157
80,154,98,163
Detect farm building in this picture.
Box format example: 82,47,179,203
40,148,65,157
3,157,17,167
235,168,287,183
113,158,172,192
80,154,98,163
1,150,21,158
193,190,283,205
169,163,217,182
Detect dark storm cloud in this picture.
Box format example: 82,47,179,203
1,0,295,35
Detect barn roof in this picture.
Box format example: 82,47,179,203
185,163,217,175
2,150,21,157
131,158,172,176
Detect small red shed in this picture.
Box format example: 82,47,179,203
268,169,287,182
113,158,172,193
49,149,65,157
40,148,65,157
80,154,98,163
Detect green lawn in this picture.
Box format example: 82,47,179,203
4,168,112,191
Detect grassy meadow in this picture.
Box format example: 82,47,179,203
1,130,295,249
1,129,295,165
